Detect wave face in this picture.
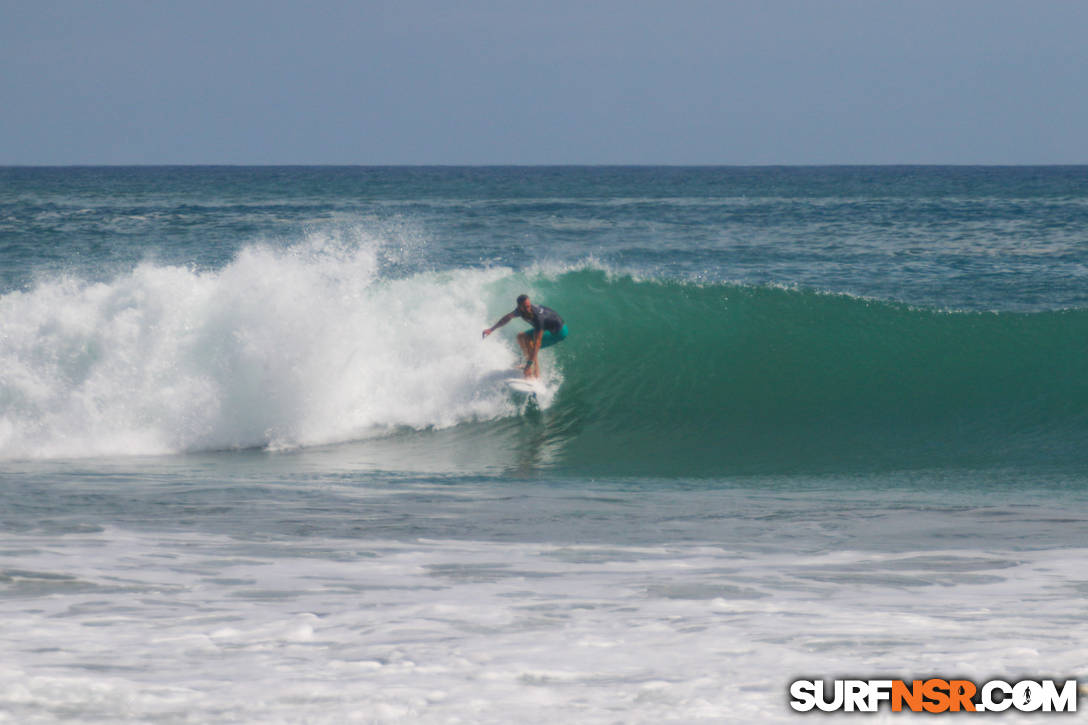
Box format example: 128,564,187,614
531,269,1088,474
3,238,1087,474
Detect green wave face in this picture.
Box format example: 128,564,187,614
522,269,1088,475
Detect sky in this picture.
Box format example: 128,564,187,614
3,0,1087,165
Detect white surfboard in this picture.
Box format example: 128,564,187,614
503,377,545,397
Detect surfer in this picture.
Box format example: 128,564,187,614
483,294,568,378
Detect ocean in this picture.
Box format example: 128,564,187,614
1,166,1086,722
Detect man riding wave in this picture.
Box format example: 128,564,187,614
483,294,568,378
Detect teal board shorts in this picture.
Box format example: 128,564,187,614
537,324,568,348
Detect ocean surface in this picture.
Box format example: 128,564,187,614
1,166,1087,722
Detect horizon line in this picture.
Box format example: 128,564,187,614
4,162,1088,169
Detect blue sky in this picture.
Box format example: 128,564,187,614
3,0,1086,165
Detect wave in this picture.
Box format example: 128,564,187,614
534,270,1088,473
3,236,1087,474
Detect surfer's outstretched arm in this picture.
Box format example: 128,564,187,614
482,310,518,339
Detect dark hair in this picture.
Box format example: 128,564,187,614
516,294,529,305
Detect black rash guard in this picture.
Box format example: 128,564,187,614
525,304,564,334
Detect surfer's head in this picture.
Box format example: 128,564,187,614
516,294,531,315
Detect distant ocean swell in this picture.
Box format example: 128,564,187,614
2,236,1086,473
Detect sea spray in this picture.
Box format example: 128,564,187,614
0,235,533,459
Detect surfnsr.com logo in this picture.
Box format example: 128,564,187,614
789,679,1078,713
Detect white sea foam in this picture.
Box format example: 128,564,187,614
0,233,554,459
1,525,1085,724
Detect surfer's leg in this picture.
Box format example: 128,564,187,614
516,331,532,361
517,332,542,378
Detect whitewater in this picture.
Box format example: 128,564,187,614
2,166,1087,722
0,233,540,459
